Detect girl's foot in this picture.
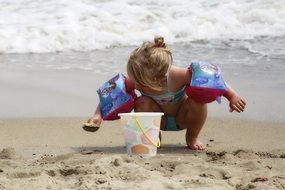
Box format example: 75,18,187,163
186,137,205,150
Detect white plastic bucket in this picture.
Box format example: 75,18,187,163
119,112,163,158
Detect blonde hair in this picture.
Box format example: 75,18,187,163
127,36,172,91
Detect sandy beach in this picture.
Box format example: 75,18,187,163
0,46,285,189
0,43,284,189
0,117,284,190
1,0,285,189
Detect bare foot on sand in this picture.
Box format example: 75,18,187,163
186,137,205,151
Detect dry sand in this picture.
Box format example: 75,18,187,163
0,117,284,190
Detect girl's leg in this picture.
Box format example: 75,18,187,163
176,97,207,150
134,96,166,130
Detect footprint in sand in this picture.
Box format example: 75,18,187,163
206,151,227,161
198,166,232,180
59,168,80,176
240,160,261,171
233,149,259,159
10,171,41,178
0,148,17,159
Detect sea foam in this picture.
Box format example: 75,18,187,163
0,0,284,53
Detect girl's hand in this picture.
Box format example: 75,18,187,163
229,95,246,113
87,114,102,127
83,114,102,132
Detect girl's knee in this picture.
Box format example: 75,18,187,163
183,98,206,113
177,98,207,126
134,96,160,112
190,100,207,117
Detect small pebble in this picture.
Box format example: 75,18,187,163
113,158,121,167
97,178,107,184
222,171,231,179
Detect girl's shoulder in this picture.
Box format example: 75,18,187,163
169,65,191,85
168,66,191,90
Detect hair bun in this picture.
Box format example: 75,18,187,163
154,36,166,48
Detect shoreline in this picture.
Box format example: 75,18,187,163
1,45,285,123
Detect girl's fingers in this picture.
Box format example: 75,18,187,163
239,100,246,107
236,104,244,112
231,105,240,113
230,98,246,113
94,120,101,126
236,103,244,112
241,99,246,106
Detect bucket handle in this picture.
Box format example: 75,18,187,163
132,116,161,148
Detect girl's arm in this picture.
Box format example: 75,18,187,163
86,75,135,127
86,104,103,127
223,84,246,113
125,76,135,92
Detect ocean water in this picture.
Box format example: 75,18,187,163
0,0,285,121
0,0,284,54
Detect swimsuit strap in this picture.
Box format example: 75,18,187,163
166,71,172,93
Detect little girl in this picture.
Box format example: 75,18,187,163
86,36,246,150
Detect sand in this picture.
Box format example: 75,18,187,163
0,46,284,189
0,117,284,190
